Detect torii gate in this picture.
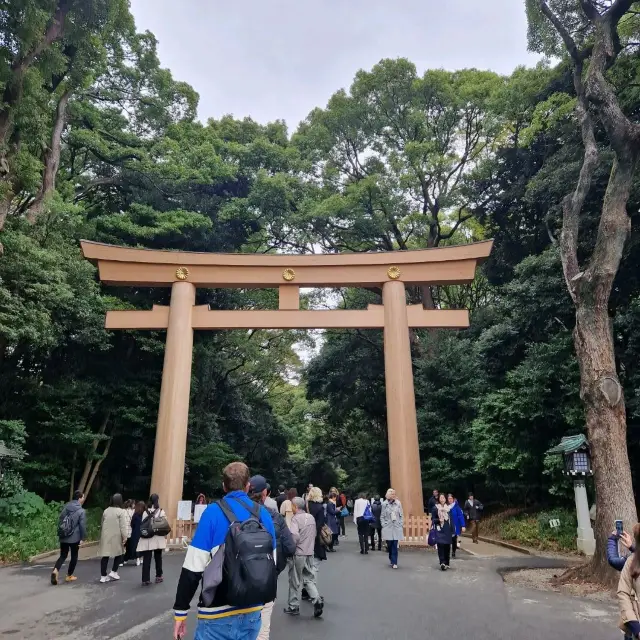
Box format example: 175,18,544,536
81,240,492,523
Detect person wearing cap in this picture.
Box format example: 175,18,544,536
263,484,278,512
284,497,324,618
249,475,296,639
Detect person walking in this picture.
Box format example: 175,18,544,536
121,499,135,565
284,497,324,618
99,493,128,583
51,490,86,585
128,501,144,567
353,493,371,554
172,461,276,640
370,495,383,551
275,485,287,511
307,486,328,565
447,494,466,559
137,493,167,586
380,489,403,568
263,484,278,512
431,493,453,570
617,524,640,640
249,475,296,639
427,489,439,513
280,487,297,528
338,491,348,537
464,493,484,543
326,490,339,550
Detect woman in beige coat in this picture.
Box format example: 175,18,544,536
136,493,167,585
99,494,128,583
617,524,640,639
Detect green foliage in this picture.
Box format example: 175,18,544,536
499,509,578,553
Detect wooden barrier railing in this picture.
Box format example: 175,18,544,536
168,519,198,547
401,514,431,546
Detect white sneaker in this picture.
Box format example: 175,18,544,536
136,558,141,566
100,576,110,583
108,571,120,580
392,564,398,570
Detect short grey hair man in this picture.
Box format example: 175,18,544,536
292,497,306,512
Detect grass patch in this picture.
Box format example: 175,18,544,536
0,497,101,563
481,508,578,553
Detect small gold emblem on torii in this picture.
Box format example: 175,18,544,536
175,267,190,281
387,266,401,280
282,268,296,282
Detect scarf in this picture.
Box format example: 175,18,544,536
436,503,451,526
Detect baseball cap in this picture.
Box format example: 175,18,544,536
249,475,268,493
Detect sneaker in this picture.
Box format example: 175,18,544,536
142,581,151,586
283,607,300,616
108,571,120,581
100,576,110,583
65,575,77,583
155,576,164,584
313,600,324,618
445,565,450,571
136,558,141,566
50,568,58,586
392,564,398,570
440,563,446,571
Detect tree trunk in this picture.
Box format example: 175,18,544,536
78,410,111,493
69,449,77,501
83,434,112,500
27,87,72,221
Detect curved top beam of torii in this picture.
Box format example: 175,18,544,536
80,239,493,288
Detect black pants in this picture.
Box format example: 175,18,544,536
54,542,79,575
124,537,139,562
100,555,122,576
141,549,163,583
339,515,346,536
370,527,382,550
437,543,451,566
452,535,458,557
357,517,370,553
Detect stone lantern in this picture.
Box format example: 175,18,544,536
546,434,595,556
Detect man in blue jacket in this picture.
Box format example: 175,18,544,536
173,462,276,640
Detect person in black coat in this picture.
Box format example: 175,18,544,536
307,488,327,562
431,493,454,571
370,497,383,551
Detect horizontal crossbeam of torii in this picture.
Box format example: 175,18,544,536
81,240,492,524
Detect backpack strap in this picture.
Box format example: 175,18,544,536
228,496,261,520
216,498,239,524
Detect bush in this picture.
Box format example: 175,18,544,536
0,499,102,563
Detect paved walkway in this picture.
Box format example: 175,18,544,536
0,532,618,639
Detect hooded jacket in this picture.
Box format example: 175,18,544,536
58,500,87,544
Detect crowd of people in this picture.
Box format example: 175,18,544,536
51,475,488,639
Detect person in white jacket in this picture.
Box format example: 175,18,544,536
353,494,371,554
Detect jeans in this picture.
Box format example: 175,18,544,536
356,517,370,552
100,555,122,576
141,549,163,582
54,542,79,575
288,555,321,608
195,610,262,640
370,527,382,550
387,539,399,566
339,515,346,536
438,543,451,566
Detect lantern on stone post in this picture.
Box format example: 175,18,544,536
546,434,595,556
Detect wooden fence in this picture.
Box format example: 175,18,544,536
169,514,433,548
401,514,431,547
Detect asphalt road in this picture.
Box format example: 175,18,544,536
0,533,620,640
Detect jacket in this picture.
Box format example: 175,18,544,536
370,499,382,528
380,499,404,541
275,492,287,510
136,508,168,552
58,500,87,544
617,554,640,634
427,495,439,513
266,504,296,573
353,497,370,524
308,501,327,561
431,505,453,545
99,507,128,557
173,491,276,624
290,511,317,555
464,499,483,522
326,501,339,535
450,501,466,537
608,535,635,572
130,511,142,552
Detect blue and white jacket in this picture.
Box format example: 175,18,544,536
173,491,276,622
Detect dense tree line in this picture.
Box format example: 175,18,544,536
0,0,639,580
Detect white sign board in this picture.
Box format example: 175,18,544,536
194,504,207,523
549,518,561,529
177,500,193,521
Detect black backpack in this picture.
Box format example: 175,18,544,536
58,508,76,538
217,497,278,607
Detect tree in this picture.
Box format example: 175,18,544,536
527,0,640,581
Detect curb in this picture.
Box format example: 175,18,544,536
462,534,531,555
28,540,99,564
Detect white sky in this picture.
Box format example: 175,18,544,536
129,0,540,131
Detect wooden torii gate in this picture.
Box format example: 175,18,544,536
81,240,492,523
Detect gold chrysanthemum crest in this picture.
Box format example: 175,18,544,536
282,268,296,282
387,266,401,280
175,267,190,281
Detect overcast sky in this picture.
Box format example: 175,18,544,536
129,0,540,132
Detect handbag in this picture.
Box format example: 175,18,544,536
340,506,349,518
319,524,333,548
140,509,172,538
427,527,436,547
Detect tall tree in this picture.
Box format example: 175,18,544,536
527,0,640,581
